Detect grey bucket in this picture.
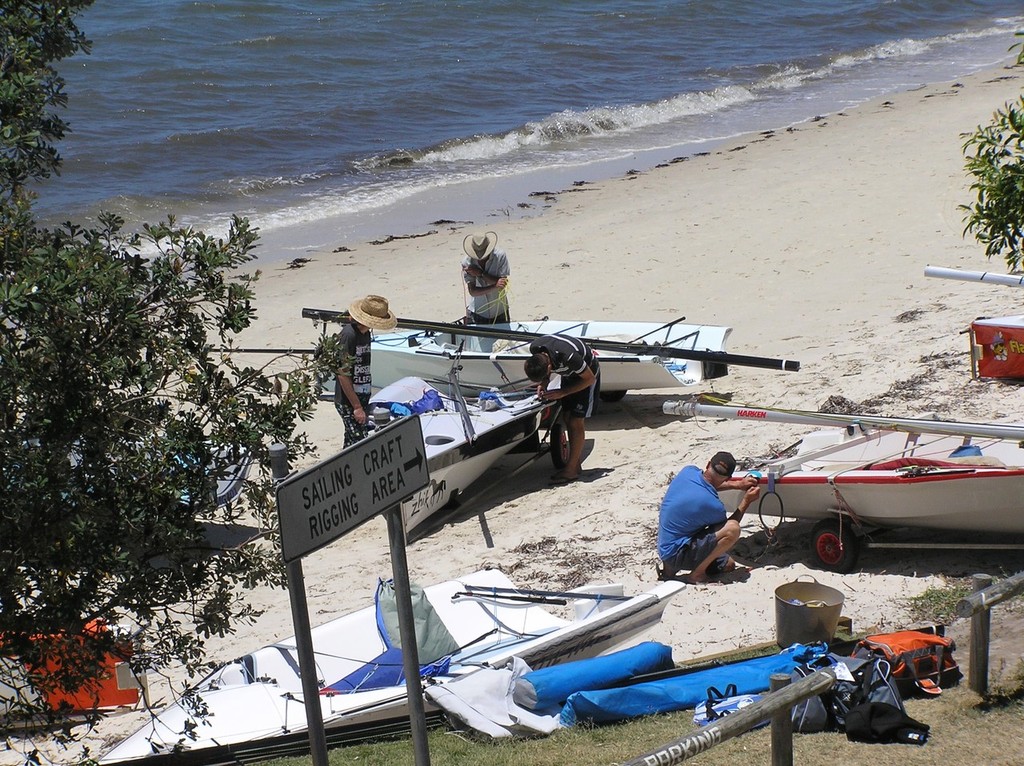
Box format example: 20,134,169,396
774,576,845,647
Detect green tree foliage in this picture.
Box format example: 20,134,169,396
961,36,1024,270
0,2,320,748
0,0,91,205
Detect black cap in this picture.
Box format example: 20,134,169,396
709,451,736,478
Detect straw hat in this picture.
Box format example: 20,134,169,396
349,295,397,331
463,231,497,260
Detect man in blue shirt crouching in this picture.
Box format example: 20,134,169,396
657,451,761,583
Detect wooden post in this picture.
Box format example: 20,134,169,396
770,673,793,766
969,573,993,695
270,444,329,766
956,571,1024,618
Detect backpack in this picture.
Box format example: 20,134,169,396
692,684,767,729
790,653,904,733
852,629,962,697
844,701,930,746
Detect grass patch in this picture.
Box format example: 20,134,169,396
905,577,1024,624
904,580,972,624
259,682,1024,766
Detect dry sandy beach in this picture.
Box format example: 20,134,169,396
11,62,1024,763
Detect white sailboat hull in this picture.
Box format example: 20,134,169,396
100,569,683,764
719,426,1024,534
368,378,549,535
372,319,732,395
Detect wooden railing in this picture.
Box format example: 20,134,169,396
955,571,1024,695
622,669,836,766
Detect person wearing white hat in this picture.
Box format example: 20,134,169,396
461,231,511,324
334,295,398,447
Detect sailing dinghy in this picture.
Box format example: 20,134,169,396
368,375,551,536
368,318,732,400
665,400,1024,571
99,568,683,764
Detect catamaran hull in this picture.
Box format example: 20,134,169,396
401,406,545,533
371,319,732,395
100,570,683,765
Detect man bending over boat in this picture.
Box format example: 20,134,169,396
334,295,398,447
657,451,760,584
524,334,600,484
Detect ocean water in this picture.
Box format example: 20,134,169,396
36,0,1024,261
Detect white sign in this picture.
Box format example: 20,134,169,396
276,416,428,562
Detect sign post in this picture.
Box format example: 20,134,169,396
274,418,430,766
385,505,431,764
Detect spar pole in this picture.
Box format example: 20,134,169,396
301,308,801,373
924,265,1024,288
664,400,1024,442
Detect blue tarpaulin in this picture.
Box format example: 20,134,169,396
514,641,674,715
559,642,828,726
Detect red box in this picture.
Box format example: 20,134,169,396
971,315,1024,380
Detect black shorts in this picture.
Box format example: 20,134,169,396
562,366,601,418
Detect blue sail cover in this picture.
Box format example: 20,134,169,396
514,642,674,715
559,642,828,726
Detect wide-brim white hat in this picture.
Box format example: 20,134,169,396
349,295,397,331
463,231,497,260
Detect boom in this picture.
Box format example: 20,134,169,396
663,400,1024,442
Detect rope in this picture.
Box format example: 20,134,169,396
462,270,512,320
756,471,784,539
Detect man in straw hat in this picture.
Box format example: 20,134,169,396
524,334,600,485
334,295,398,447
656,451,760,583
461,231,511,324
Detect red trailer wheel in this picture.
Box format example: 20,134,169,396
811,519,860,573
550,421,569,470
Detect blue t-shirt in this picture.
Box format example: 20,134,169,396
657,465,727,561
